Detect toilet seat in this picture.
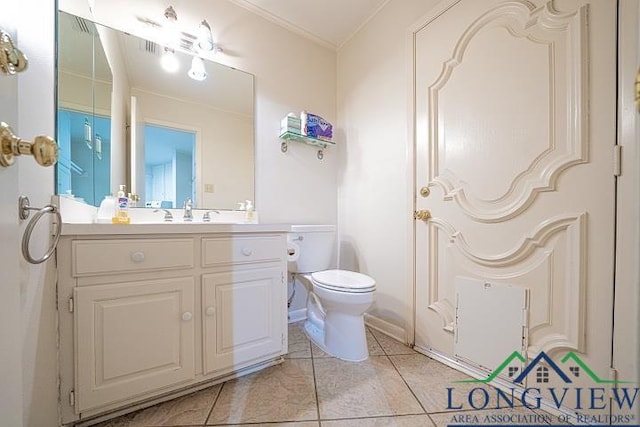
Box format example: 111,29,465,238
311,269,376,293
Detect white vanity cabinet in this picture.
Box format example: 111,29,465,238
74,276,196,412
57,225,289,425
201,235,286,375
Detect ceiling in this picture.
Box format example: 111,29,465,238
227,0,390,49
61,0,390,50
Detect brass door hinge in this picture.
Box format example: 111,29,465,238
614,145,622,177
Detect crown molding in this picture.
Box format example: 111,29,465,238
226,0,337,50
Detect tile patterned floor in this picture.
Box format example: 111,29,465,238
94,322,548,427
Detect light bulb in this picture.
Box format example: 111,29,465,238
161,47,180,73
188,56,207,81
197,20,214,51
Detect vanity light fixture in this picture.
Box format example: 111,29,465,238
188,56,207,81
139,7,224,59
196,20,214,51
161,47,180,73
162,5,180,47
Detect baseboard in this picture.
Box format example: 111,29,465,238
287,308,307,323
290,310,407,343
364,313,406,343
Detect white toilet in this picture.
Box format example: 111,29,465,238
288,225,376,362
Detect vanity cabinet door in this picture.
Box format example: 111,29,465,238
74,277,195,412
202,267,285,375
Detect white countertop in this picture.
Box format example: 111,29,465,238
60,222,291,236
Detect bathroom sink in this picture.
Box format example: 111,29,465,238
124,209,254,225
131,220,240,225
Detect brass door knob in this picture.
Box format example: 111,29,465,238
0,122,58,167
419,186,431,197
0,29,28,76
413,209,431,221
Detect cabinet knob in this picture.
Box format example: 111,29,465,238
205,306,216,316
181,311,193,321
241,247,253,256
130,251,145,263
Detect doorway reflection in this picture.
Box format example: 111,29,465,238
144,124,196,209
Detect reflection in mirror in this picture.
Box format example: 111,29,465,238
56,12,112,206
144,124,195,209
56,11,255,210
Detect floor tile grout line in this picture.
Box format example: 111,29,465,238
425,412,439,426
204,381,225,425
426,405,536,415
309,337,322,422
207,420,318,426
386,353,429,415
315,412,433,423
367,327,388,356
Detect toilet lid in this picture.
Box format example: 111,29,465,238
311,269,376,293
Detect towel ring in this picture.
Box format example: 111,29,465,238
20,196,61,264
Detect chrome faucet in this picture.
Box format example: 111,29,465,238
183,198,193,221
153,209,173,222
202,210,220,222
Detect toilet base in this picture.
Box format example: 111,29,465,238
303,293,369,362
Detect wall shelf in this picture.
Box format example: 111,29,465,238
279,131,335,160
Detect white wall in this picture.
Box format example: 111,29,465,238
336,0,439,332
179,0,338,224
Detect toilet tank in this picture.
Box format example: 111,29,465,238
288,224,336,273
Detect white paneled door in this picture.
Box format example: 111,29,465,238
1,3,57,425
413,0,616,398
0,19,24,427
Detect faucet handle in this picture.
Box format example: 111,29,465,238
153,209,173,222
202,210,220,222
183,198,193,221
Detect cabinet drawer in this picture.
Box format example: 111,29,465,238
72,239,194,277
202,235,284,267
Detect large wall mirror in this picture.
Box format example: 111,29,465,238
56,10,255,210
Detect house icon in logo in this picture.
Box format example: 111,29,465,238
512,352,572,384
456,350,631,384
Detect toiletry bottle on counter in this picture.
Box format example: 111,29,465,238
112,184,131,224
96,195,116,223
245,200,254,222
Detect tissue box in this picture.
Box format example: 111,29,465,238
280,115,301,134
303,112,333,141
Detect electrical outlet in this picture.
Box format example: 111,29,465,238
204,184,214,193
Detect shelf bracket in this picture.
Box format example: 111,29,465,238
279,131,333,161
